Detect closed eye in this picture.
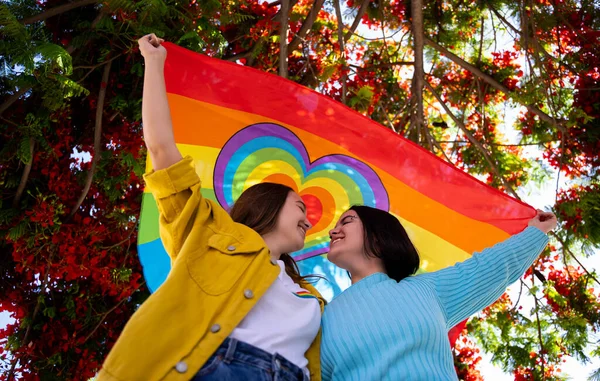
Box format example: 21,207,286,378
296,201,307,214
341,215,356,225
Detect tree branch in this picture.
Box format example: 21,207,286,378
477,17,484,64
489,5,577,75
425,80,521,199
409,0,425,144
378,104,398,133
531,271,547,378
278,0,290,77
227,0,324,65
350,27,407,41
271,0,298,23
7,250,55,380
333,0,347,104
436,139,558,146
424,37,567,133
510,280,525,313
67,61,111,220
288,0,325,52
349,61,414,70
21,0,98,25
550,232,600,286
8,289,43,380
554,131,566,203
428,128,454,163
0,87,29,117
83,282,144,343
344,0,370,41
278,0,291,78
75,53,122,84
12,138,35,208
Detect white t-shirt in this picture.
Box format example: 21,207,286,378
230,260,321,374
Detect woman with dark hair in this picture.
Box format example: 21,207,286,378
97,35,324,381
320,205,557,381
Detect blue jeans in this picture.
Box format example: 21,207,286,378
193,337,309,381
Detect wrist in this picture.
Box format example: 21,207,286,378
143,56,166,67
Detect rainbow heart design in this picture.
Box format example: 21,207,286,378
214,123,389,260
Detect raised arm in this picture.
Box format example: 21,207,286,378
138,34,182,170
422,211,557,329
139,35,202,260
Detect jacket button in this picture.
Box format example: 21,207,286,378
227,245,236,251
175,361,188,373
270,258,278,265
244,289,254,299
210,324,221,333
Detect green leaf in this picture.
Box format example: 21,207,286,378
319,64,338,82
36,43,74,75
349,86,375,111
8,220,27,240
589,367,600,381
0,3,29,41
17,137,32,164
130,62,144,77
47,352,62,365
54,75,91,98
355,86,374,101
177,30,202,45
0,208,18,224
219,13,255,25
43,306,56,319
96,15,115,33
65,297,76,320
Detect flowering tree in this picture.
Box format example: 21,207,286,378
0,0,598,379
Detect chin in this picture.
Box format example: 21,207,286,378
289,241,304,253
326,250,338,265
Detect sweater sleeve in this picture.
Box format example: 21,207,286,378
143,156,213,260
423,226,549,329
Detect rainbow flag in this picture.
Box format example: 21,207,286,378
138,43,535,299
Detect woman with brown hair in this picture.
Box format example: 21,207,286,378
97,34,325,381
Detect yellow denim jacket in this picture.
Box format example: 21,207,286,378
97,156,325,381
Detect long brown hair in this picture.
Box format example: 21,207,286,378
229,182,311,284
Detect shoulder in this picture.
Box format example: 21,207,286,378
398,273,438,293
197,200,267,254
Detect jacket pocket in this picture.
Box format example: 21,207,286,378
187,232,261,296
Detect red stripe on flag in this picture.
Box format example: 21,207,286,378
163,42,535,234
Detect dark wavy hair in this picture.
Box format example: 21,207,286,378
229,182,311,284
349,205,420,282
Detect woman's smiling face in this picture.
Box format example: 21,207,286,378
271,191,312,253
327,210,365,269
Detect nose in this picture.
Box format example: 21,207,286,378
303,219,312,230
329,228,340,239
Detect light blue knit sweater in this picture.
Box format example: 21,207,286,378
320,226,549,381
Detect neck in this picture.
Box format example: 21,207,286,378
349,261,386,284
261,234,282,261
